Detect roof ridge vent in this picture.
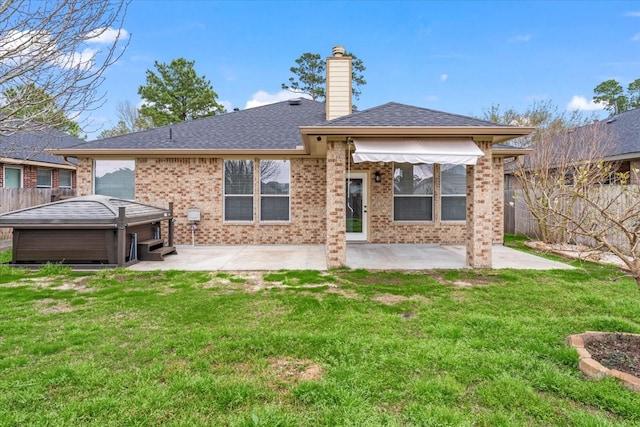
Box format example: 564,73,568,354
606,118,617,124
288,98,301,106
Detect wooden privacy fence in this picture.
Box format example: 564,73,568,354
504,186,640,253
0,188,76,239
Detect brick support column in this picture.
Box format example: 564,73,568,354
492,156,504,244
466,140,493,268
76,157,93,196
326,140,346,268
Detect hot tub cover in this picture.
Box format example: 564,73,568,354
0,195,171,226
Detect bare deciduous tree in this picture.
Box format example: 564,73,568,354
97,100,152,139
514,122,640,289
0,0,129,139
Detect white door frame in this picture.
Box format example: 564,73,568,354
346,172,368,241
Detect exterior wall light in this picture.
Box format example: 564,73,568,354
374,171,382,182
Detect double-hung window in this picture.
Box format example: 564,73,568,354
224,160,254,221
59,170,72,188
260,160,290,221
37,168,52,188
393,163,433,221
441,164,466,221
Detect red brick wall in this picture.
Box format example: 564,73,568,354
1,163,75,189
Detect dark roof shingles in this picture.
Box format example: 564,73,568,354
603,108,640,157
320,102,510,127
1,127,82,164
76,98,327,150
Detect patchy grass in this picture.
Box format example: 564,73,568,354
263,270,336,287
1,258,640,425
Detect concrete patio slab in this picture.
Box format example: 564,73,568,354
129,244,327,271
128,243,573,271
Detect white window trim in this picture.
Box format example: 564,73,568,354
223,159,254,223
440,165,467,222
440,194,466,222
59,170,73,189
393,163,434,222
36,168,52,188
392,194,434,222
93,159,136,200
259,160,291,223
3,165,23,188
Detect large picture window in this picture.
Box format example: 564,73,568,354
260,160,290,221
393,163,433,221
94,160,135,199
224,160,254,221
441,164,466,221
3,166,22,188
36,168,52,188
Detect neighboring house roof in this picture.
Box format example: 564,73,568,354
51,99,534,156
597,108,640,161
0,195,171,226
319,102,511,127
1,126,80,167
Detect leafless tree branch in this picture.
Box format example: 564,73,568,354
0,0,130,139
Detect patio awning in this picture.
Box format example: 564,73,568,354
351,138,485,165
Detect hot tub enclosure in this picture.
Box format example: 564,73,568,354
0,195,175,266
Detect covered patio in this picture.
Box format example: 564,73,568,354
128,243,573,271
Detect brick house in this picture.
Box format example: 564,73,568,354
51,46,533,268
1,126,78,190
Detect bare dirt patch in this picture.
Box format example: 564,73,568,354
36,298,73,314
373,293,430,306
52,277,95,293
267,357,323,382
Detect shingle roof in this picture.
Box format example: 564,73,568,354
1,126,81,165
70,98,327,150
319,102,510,127
600,108,640,158
0,195,170,225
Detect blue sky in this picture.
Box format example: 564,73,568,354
82,0,640,139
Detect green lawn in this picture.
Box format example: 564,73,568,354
1,240,640,426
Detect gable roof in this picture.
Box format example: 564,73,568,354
319,102,511,127
1,126,81,166
61,98,326,152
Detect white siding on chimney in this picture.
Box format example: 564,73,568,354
325,57,352,121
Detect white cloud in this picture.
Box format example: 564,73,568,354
624,11,640,17
1,27,125,71
439,73,448,82
632,33,640,41
507,34,532,43
244,90,312,109
85,27,130,44
219,99,233,112
54,47,97,70
566,95,605,111
0,30,53,65
423,95,438,102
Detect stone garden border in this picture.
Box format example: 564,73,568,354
567,332,640,392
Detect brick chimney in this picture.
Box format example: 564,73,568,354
325,45,352,121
